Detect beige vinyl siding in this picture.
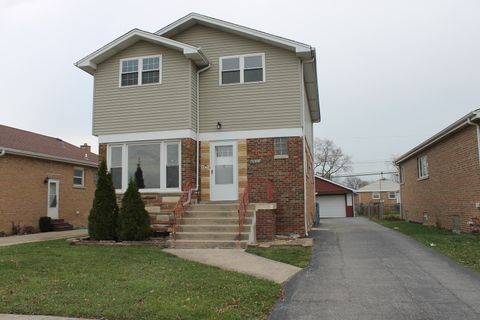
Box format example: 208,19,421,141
172,25,302,133
93,41,192,135
190,61,198,131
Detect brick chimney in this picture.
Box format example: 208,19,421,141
80,143,91,153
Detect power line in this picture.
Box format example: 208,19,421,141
332,171,397,178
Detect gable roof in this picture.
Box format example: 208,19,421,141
396,109,480,164
0,124,98,167
356,179,399,193
156,13,321,122
315,176,356,193
75,28,209,75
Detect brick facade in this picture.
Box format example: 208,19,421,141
0,154,96,234
256,209,276,240
247,137,306,236
356,191,398,206
399,125,480,232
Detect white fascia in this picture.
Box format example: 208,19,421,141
98,129,196,144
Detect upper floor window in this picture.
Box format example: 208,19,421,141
73,167,84,187
220,53,265,85
120,55,161,87
418,155,429,179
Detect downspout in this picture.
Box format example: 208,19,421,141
301,57,315,236
195,63,211,192
467,116,480,166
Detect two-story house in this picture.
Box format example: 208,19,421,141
75,13,320,247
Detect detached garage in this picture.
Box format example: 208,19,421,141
315,176,355,218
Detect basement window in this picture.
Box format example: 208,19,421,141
120,55,161,87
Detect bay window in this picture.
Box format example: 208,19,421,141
108,141,181,192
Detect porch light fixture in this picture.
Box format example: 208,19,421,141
43,177,49,184
216,122,222,130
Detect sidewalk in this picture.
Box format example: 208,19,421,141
164,248,301,283
0,230,87,247
0,315,94,320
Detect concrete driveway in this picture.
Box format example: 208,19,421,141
270,218,480,320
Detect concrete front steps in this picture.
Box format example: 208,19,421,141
168,203,255,249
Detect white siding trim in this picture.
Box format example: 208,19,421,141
99,130,196,143
198,128,303,141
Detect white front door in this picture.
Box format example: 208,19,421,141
210,141,238,201
47,179,59,219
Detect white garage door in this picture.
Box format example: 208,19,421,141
317,195,346,218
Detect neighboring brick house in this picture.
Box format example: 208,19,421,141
355,179,400,206
0,124,98,234
396,109,480,233
75,13,320,247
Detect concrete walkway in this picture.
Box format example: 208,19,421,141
270,218,480,320
0,315,93,320
164,248,301,283
0,230,87,247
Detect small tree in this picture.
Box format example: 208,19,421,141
314,138,352,179
117,179,151,241
88,160,118,240
134,162,145,189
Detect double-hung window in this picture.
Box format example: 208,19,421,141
73,167,84,187
108,141,181,192
372,192,381,200
120,55,161,87
220,53,265,85
274,137,288,158
388,191,397,199
418,155,429,179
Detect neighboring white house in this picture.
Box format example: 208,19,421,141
356,179,400,205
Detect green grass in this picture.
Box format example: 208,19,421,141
378,220,480,272
245,246,312,268
0,240,281,320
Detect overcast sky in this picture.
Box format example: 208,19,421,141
1,0,479,180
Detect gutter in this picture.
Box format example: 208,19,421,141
396,109,480,164
194,63,211,192
467,112,480,166
0,147,98,167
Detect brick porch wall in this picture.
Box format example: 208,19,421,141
400,125,480,232
247,137,306,236
256,209,276,240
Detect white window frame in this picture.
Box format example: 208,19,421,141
119,55,162,88
388,191,397,199
219,53,266,85
418,155,429,179
274,137,289,159
399,165,405,184
107,141,181,193
73,167,85,187
372,192,381,200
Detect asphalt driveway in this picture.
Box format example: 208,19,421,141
270,218,480,320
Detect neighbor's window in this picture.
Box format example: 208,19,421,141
418,155,429,178
109,141,181,191
274,137,288,157
372,192,380,200
399,165,405,183
120,56,161,87
73,167,84,187
388,191,396,199
220,53,264,85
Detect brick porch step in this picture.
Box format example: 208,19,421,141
175,232,249,241
167,239,248,249
51,219,73,231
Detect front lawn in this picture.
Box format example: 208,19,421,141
0,240,281,320
246,246,312,268
378,220,480,272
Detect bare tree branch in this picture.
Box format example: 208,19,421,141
314,138,352,179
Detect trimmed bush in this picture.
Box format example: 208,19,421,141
117,179,151,241
88,160,118,240
39,217,53,232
